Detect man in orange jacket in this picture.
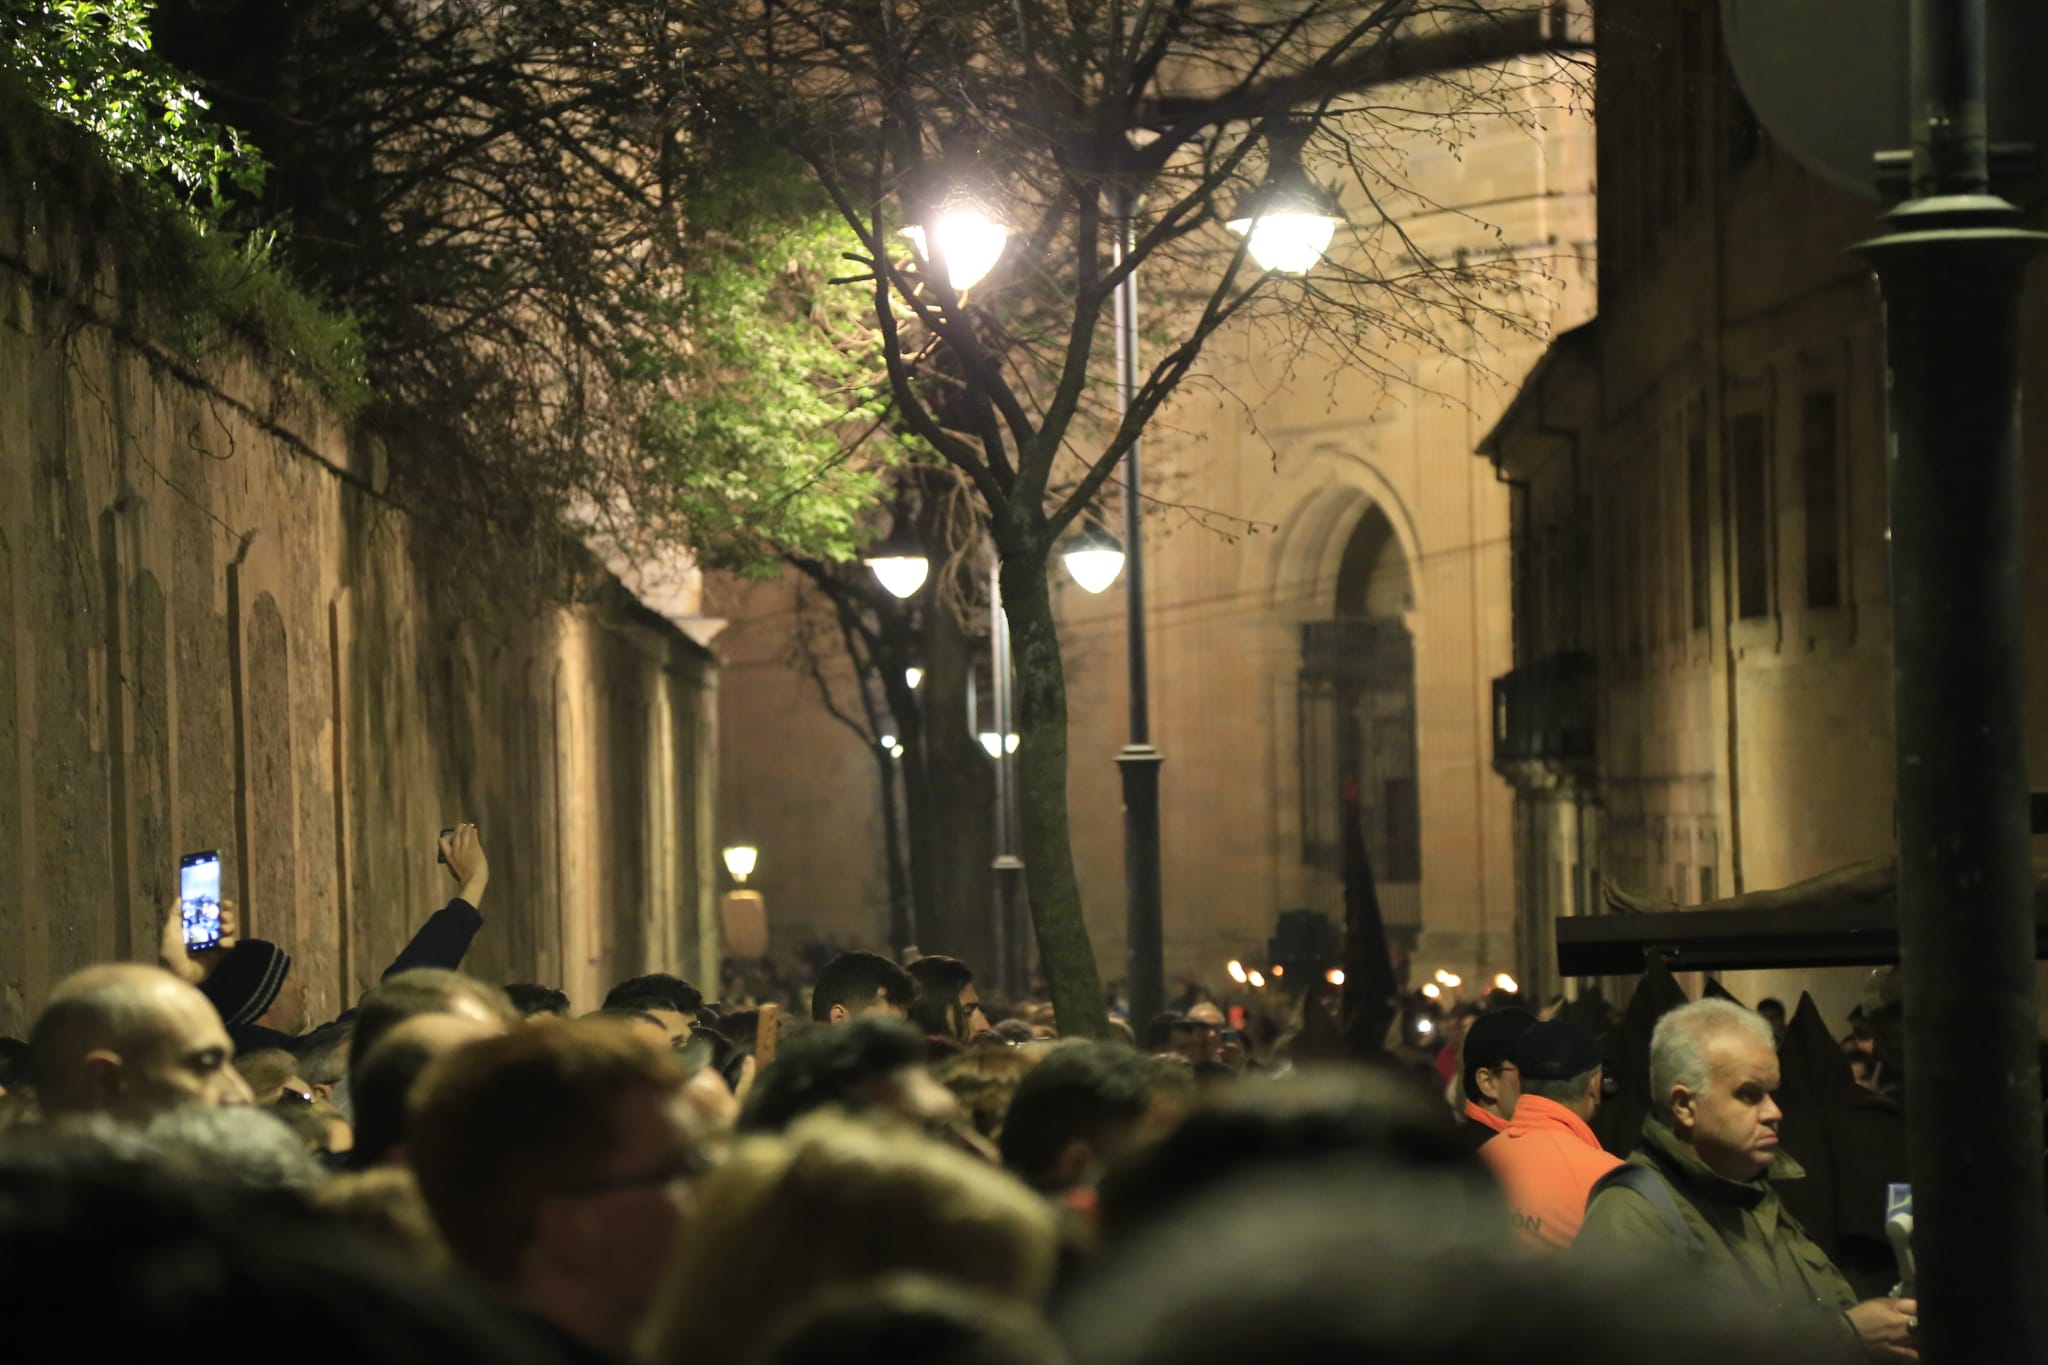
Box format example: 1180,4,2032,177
1454,1007,1533,1153
1481,1017,1621,1251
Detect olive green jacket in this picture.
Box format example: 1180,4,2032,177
1576,1118,1858,1314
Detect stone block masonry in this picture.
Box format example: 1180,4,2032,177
0,171,719,1035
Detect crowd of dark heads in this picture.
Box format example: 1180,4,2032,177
0,940,1857,1365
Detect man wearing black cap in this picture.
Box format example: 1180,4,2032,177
1480,1017,1620,1250
1455,1007,1534,1152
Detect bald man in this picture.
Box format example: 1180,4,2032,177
29,964,255,1120
347,1011,508,1168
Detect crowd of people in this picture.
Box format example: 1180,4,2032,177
0,829,1922,1362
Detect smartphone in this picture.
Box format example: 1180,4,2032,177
437,826,454,865
180,850,223,951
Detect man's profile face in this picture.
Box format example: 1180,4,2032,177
840,995,908,1024
121,989,255,1117
559,1086,702,1323
958,986,989,1038
1677,1032,1782,1182
1475,1059,1520,1118
643,1007,694,1046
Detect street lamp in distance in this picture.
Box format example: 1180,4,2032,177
862,518,930,600
1227,130,1347,274
721,844,759,884
901,194,1011,291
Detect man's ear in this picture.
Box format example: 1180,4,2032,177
1052,1138,1094,1188
1668,1084,1697,1131
1473,1067,1500,1104
828,1002,850,1025
310,1081,334,1103
79,1050,125,1104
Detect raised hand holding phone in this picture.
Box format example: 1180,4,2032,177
438,823,489,906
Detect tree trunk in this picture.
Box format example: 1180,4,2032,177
918,593,996,973
875,747,914,954
1000,547,1108,1039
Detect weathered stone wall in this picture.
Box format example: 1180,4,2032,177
0,167,720,1035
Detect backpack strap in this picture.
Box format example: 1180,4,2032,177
1590,1163,1708,1257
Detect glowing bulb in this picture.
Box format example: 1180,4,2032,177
721,845,759,883
1227,960,1248,985
900,206,1010,290
905,667,924,689
1325,968,1345,986
1270,965,1284,979
1063,546,1126,594
1435,969,1463,990
864,555,929,599
879,734,898,751
978,732,1003,758
1494,973,1520,994
1421,982,1442,1000
1248,970,1266,989
1418,1017,1435,1035
1004,733,1019,754
890,743,905,758
1227,208,1339,274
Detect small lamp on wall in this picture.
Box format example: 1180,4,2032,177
722,844,759,884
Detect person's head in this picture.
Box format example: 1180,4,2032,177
505,983,572,1019
1143,1011,1217,1065
234,1048,311,1106
29,964,255,1119
644,1116,1059,1365
582,1007,674,1051
348,970,518,1092
937,1047,1040,1142
752,1275,1069,1365
1095,1067,1474,1243
311,1168,447,1268
1755,996,1788,1043
602,973,703,1044
351,1013,502,1167
291,1019,354,1106
1458,1007,1534,1118
812,950,917,1024
908,955,985,1042
1512,1019,1605,1121
1648,999,1782,1181
0,1131,565,1364
406,1019,703,1355
1186,1001,1226,1031
128,1103,328,1193
197,939,307,1037
999,1041,1164,1193
741,1018,959,1134
0,1036,30,1095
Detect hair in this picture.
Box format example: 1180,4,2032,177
1648,1000,1778,1125
1143,1012,1198,1052
405,1019,687,1285
998,1041,1157,1190
349,970,517,1090
643,1116,1059,1365
235,1049,305,1106
937,1047,1040,1142
291,1018,355,1088
504,983,572,1018
1095,1067,1471,1243
349,1036,441,1168
119,1105,328,1193
1061,1161,1836,1365
312,1168,447,1268
812,950,917,1022
1519,1067,1601,1104
585,1006,666,1030
0,1036,29,1091
740,1018,929,1133
908,955,977,1039
0,1133,560,1363
1756,997,1787,1016
603,972,704,1017
751,1275,1069,1365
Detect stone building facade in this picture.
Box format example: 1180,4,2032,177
717,46,1598,996
1482,0,2048,1019
0,165,721,1033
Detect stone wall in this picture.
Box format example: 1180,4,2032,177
0,166,720,1036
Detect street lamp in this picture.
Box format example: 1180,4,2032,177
1227,128,1347,275
1062,518,1126,594
862,516,930,600
901,194,1011,291
1112,123,1340,1028
904,667,924,690
721,844,759,884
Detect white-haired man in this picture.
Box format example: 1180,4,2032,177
1577,999,1916,1362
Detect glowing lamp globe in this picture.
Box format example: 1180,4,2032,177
721,844,759,883
901,205,1010,291
864,555,929,599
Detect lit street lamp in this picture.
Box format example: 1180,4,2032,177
721,844,759,884
1227,122,1347,274
901,194,1012,291
1062,518,1127,595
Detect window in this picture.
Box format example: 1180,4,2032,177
1802,389,1843,609
1688,423,1711,631
1729,412,1771,620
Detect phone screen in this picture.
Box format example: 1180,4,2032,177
180,851,223,950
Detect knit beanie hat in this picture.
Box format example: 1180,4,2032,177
199,939,293,1027
1460,1007,1535,1100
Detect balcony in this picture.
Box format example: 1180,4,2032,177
1492,652,1596,790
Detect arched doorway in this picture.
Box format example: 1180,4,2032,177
1298,505,1421,903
